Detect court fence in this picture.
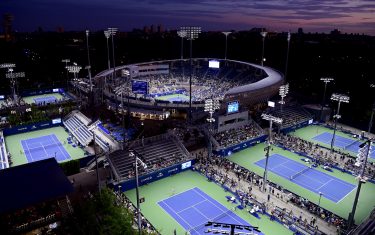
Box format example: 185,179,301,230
214,135,268,156
3,120,62,136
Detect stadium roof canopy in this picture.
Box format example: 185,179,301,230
0,158,74,214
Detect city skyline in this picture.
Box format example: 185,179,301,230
1,0,375,35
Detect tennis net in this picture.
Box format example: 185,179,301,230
189,209,233,233
344,139,360,150
290,167,312,180
26,142,63,153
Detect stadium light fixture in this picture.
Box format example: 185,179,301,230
130,150,147,235
261,113,282,192
66,65,82,79
177,30,187,60
5,69,25,103
368,84,375,134
107,27,118,80
0,63,16,69
278,83,289,105
180,26,201,122
222,31,232,60
204,98,220,174
348,139,372,229
320,77,334,122
284,32,291,81
330,93,350,151
61,59,70,87
85,30,93,92
260,31,268,66
104,30,111,70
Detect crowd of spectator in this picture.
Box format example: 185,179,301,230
274,133,375,180
113,190,158,234
192,150,347,235
213,123,263,148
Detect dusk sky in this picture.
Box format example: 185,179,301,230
1,0,375,35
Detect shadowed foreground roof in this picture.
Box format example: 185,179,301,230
0,158,74,214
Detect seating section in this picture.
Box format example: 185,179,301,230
213,123,263,148
0,133,9,170
108,135,190,180
270,105,312,128
64,115,93,146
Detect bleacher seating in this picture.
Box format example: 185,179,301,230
108,134,191,180
63,115,93,146
0,132,9,169
213,123,263,148
269,105,313,129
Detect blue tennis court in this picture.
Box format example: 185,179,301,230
312,132,375,159
33,96,57,105
21,134,71,163
255,154,356,203
158,187,262,235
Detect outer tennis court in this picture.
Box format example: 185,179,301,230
33,96,57,105
312,132,375,159
21,134,71,163
22,93,64,105
255,154,356,203
154,94,190,102
158,187,262,235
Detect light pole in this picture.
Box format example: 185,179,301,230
85,30,93,92
107,27,118,80
319,78,334,122
115,85,127,150
278,83,289,113
317,192,323,219
204,98,220,175
348,140,372,229
180,26,201,123
330,93,350,151
5,70,25,103
368,84,375,134
61,59,70,88
222,31,232,60
177,30,187,60
104,30,111,70
130,150,147,235
261,113,283,192
260,31,267,66
284,32,291,81
88,124,101,195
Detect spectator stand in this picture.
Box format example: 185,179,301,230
0,130,10,169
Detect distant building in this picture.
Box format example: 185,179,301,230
157,24,164,33
298,28,304,35
331,29,341,35
2,13,14,41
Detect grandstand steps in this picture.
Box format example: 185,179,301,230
57,196,73,218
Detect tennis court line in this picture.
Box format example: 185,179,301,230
176,199,208,214
160,200,196,233
156,187,196,203
24,140,35,162
316,179,333,191
336,185,357,204
192,188,245,225
51,134,70,160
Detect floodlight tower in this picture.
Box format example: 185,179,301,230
61,59,70,87
88,124,101,195
222,31,232,60
368,84,375,134
320,78,334,122
107,27,118,80
180,26,201,122
104,30,111,70
85,30,93,92
66,65,82,80
284,32,291,81
5,69,25,103
130,150,147,235
114,85,129,150
330,93,350,151
260,31,268,66
347,140,372,229
177,30,187,60
278,83,289,113
204,98,220,166
261,113,283,191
